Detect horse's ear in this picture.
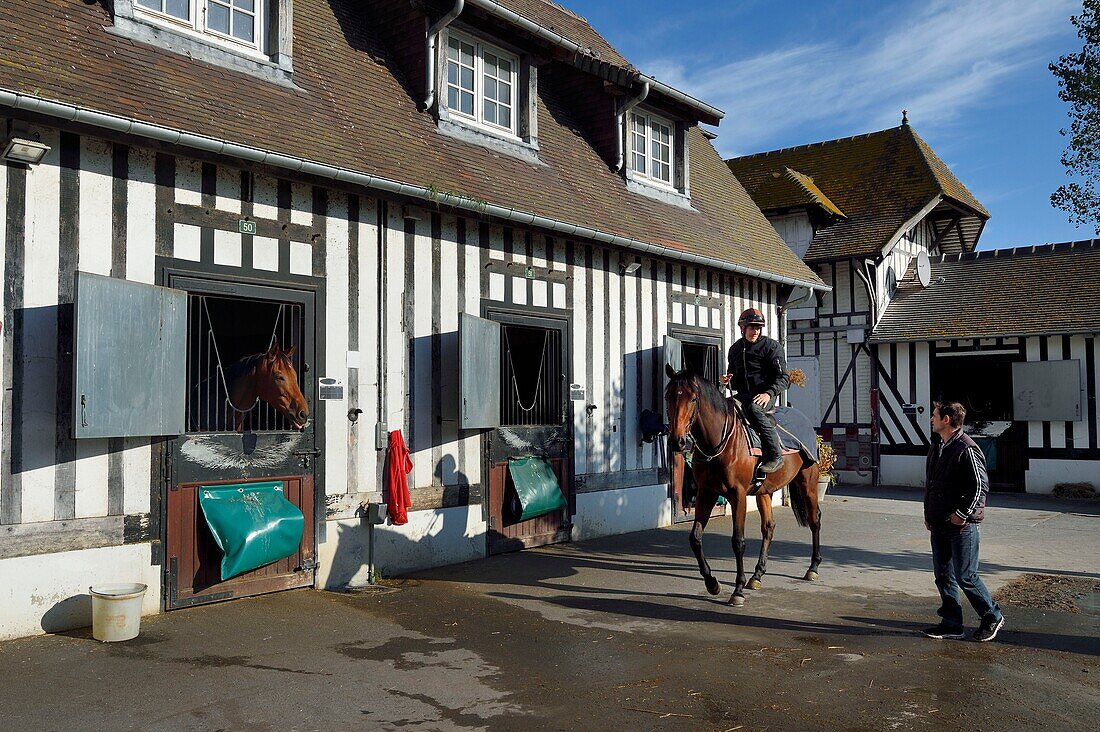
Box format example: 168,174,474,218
665,363,678,380
284,345,296,358
268,337,281,355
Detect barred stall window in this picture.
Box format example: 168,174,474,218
187,294,305,433
500,325,563,426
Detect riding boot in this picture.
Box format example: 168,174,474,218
757,416,785,474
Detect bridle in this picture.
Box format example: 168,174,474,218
675,386,735,462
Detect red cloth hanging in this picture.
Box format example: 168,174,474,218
385,429,413,525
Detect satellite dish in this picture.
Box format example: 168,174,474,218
916,250,932,288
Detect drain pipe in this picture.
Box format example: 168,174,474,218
423,0,465,111
614,79,649,171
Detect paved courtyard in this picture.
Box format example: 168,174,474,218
2,486,1097,731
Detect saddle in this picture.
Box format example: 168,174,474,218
727,397,818,462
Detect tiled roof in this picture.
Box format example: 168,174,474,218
0,0,820,289
727,125,989,262
870,240,1100,342
490,0,632,67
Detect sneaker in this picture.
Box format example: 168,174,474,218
923,623,965,640
972,616,1005,643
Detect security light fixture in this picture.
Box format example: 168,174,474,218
2,137,50,165
621,261,642,275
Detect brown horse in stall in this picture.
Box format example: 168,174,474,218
664,364,822,607
226,340,310,432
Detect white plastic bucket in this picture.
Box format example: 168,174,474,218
89,583,147,642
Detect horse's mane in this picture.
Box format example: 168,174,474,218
671,370,728,417
224,351,267,383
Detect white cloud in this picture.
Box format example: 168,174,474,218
640,0,1077,155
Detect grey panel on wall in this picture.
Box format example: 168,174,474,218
459,313,500,429
73,272,187,438
664,335,683,373
1012,359,1082,422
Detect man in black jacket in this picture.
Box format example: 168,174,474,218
719,308,789,473
923,401,1005,642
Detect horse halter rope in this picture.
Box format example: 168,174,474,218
681,393,735,462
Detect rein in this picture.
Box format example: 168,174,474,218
684,393,736,461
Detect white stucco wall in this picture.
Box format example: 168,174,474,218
0,543,161,641
1024,460,1099,494
880,455,926,487
572,484,671,541
317,505,488,587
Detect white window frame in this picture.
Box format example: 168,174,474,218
445,30,520,139
133,0,266,56
629,110,675,188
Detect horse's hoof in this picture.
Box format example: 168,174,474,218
804,570,819,582
704,577,722,596
728,594,746,607
747,578,763,590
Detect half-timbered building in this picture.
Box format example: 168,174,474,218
0,0,824,638
729,122,1100,494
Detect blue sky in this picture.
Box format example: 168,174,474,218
575,0,1091,249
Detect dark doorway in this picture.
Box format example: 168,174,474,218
932,352,1025,491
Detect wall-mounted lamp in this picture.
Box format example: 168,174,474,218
2,137,50,165
620,260,642,275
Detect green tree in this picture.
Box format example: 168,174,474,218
1050,0,1100,231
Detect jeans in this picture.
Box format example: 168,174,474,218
930,523,1003,628
744,396,783,461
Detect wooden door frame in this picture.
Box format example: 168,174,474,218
155,257,326,610
667,326,727,522
481,303,574,552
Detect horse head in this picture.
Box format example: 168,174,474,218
664,363,701,453
256,339,310,430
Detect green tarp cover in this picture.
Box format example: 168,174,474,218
508,457,567,521
198,481,304,580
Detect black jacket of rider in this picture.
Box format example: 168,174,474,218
726,336,789,400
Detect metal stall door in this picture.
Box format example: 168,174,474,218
165,276,319,610
461,312,572,555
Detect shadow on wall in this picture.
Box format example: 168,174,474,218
326,455,484,587
40,593,92,634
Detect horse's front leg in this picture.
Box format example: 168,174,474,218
689,486,722,595
748,494,776,590
728,492,748,607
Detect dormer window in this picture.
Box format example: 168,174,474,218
446,31,519,137
630,111,673,186
135,0,264,51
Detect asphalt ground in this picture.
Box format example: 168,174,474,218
1,485,1098,731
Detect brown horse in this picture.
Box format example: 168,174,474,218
664,364,822,607
226,340,310,432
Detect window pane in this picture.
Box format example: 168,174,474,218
238,0,255,12
448,86,458,111
208,4,230,33
165,0,190,20
460,66,474,91
484,101,497,125
461,42,474,67
485,77,498,102
499,107,511,129
497,57,512,75
460,90,474,116
447,38,461,62
232,11,254,42
484,52,499,74
499,81,511,103
447,63,458,86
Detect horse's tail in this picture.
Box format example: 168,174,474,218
788,478,812,528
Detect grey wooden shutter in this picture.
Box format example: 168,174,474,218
459,313,500,429
664,334,683,374
73,272,187,438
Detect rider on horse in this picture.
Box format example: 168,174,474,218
719,308,789,474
